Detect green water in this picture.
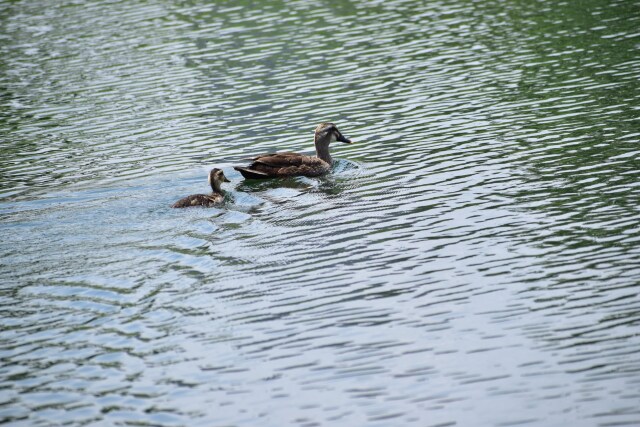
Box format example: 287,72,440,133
1,0,639,426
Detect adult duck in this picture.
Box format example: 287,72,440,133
233,122,353,179
171,168,230,208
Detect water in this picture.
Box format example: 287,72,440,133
1,0,639,425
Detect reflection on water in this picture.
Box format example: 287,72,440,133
1,0,639,426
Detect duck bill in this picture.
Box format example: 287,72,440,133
223,177,231,183
337,133,353,144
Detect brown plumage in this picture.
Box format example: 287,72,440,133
171,168,230,208
234,123,353,179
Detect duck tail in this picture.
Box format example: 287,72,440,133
233,166,270,179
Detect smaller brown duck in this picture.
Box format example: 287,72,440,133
233,122,353,179
171,168,230,208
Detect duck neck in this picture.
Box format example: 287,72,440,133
314,134,332,164
210,180,223,194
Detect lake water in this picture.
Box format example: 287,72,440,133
1,0,639,426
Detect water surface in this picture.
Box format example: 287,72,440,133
1,0,639,426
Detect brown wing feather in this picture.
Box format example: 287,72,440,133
253,153,309,167
250,152,299,162
234,152,331,178
245,153,330,177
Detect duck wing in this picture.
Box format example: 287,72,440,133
234,152,330,179
253,152,308,166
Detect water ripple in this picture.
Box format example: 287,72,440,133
1,0,639,426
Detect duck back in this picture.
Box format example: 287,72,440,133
171,193,222,208
234,153,330,179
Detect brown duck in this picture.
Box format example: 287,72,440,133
233,122,353,179
171,168,230,208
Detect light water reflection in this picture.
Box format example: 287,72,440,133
1,0,639,426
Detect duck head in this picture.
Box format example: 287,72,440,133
208,168,230,192
314,122,352,145
313,122,352,164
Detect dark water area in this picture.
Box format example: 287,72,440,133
1,0,639,426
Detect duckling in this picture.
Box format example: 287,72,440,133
171,168,230,208
233,122,353,179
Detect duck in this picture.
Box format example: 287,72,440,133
171,168,230,208
233,122,353,179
